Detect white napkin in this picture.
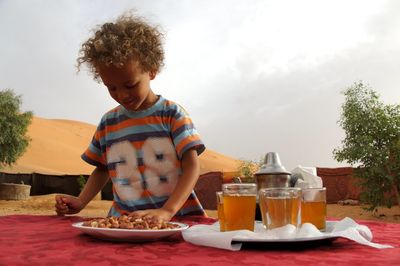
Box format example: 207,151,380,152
182,217,393,251
292,165,323,188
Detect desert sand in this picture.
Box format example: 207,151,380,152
1,116,240,176
1,194,399,224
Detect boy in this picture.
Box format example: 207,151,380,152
55,12,206,222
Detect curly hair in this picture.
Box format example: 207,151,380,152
77,12,165,81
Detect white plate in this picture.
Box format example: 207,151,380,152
232,221,339,243
72,222,189,242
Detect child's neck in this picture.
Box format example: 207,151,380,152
137,90,159,111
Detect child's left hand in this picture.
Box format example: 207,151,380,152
128,208,174,223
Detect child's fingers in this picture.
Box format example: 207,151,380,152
55,195,73,216
58,202,68,209
55,195,62,204
55,204,68,216
129,210,148,220
128,210,141,217
55,197,69,209
55,203,68,212
129,210,163,223
55,195,68,205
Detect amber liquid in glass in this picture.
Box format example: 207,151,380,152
301,201,327,230
217,202,225,232
223,194,256,231
261,197,300,229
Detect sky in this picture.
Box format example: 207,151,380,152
1,0,400,171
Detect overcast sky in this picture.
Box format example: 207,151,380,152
1,0,400,170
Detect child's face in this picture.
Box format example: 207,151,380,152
97,60,156,111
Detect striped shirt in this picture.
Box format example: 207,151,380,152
82,96,206,217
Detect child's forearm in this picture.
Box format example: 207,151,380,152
162,149,200,215
79,166,109,206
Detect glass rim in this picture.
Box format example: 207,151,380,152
222,183,257,188
222,183,257,195
259,187,301,192
301,187,326,191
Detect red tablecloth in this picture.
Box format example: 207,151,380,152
0,215,399,265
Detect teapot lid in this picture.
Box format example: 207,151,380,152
255,152,291,175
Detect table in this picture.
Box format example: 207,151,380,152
0,215,399,265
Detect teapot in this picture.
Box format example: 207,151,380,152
254,152,293,192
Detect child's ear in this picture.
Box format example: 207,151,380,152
149,71,156,80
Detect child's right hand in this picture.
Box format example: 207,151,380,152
55,195,84,216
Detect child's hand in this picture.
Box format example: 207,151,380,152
129,208,175,224
55,195,84,216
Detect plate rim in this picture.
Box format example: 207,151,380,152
72,221,189,233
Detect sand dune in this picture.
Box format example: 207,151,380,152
2,116,239,175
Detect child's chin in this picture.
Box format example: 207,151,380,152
123,103,140,111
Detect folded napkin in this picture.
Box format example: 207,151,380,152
182,217,393,251
292,165,323,188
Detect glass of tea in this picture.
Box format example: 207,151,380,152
222,183,257,231
216,191,225,232
259,187,301,230
301,187,327,231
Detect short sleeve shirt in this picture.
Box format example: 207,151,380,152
82,96,206,217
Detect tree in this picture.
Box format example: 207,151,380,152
236,157,264,183
0,89,33,167
333,82,400,211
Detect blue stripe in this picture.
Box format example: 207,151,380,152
111,200,205,216
171,123,195,140
88,142,101,156
107,205,205,217
108,207,121,217
112,178,131,185
91,137,101,150
179,141,205,158
81,154,104,168
176,206,206,216
116,196,168,211
173,128,199,147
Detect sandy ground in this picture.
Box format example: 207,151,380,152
2,116,239,176
1,194,399,223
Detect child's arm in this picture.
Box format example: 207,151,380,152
130,148,200,222
55,166,109,215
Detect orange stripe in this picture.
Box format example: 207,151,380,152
141,189,153,197
104,140,146,154
84,149,104,164
109,169,117,177
176,135,200,155
172,117,193,132
97,129,106,139
101,116,166,136
138,165,146,172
